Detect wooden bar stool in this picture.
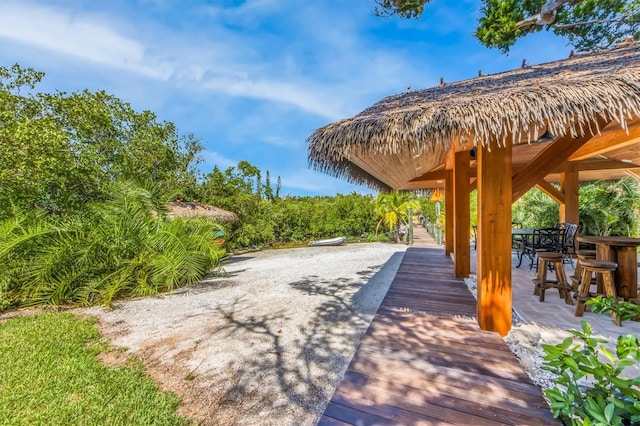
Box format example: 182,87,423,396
533,252,573,305
575,259,617,317
570,249,597,292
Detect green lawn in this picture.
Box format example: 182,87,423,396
0,312,192,425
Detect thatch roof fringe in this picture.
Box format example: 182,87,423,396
307,42,640,187
166,201,238,222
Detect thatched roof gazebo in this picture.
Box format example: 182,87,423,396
167,201,238,222
307,41,640,335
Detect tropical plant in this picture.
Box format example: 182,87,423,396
373,0,640,53
511,179,640,236
542,320,640,425
512,187,560,228
0,182,226,310
579,179,640,237
374,191,420,242
586,295,640,326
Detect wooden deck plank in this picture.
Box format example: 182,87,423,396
317,415,352,426
332,372,549,425
320,239,558,425
331,385,501,425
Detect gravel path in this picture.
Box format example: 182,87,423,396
83,243,408,425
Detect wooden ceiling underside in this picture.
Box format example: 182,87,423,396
368,117,640,190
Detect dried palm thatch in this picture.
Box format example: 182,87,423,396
307,41,640,189
166,201,238,222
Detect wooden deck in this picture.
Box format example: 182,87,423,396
319,245,558,425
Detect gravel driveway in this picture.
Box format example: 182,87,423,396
83,242,408,425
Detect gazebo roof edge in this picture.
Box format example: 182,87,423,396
307,42,640,188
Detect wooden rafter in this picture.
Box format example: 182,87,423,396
569,119,640,161
535,179,565,204
511,116,611,202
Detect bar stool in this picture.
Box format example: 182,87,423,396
570,249,597,292
575,259,617,317
532,252,573,305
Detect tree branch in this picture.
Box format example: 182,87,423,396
515,0,585,30
551,16,639,30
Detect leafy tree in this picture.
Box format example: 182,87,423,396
512,187,560,228
511,179,640,236
0,64,203,217
264,170,274,201
374,0,640,52
276,176,282,199
578,178,640,236
199,161,263,228
198,163,380,250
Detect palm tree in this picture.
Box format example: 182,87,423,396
374,191,420,242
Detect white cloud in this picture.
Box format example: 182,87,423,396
277,170,369,195
0,1,420,121
201,150,237,171
0,2,172,80
200,76,347,119
0,1,354,119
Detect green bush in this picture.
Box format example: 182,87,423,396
0,182,226,310
542,320,640,425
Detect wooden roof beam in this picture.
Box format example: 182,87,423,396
565,158,640,172
406,168,448,183
512,116,611,202
569,119,640,161
535,179,565,204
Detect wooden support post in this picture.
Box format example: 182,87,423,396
560,169,579,224
445,171,454,256
453,151,470,278
477,141,512,336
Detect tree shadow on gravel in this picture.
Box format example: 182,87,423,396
207,253,404,424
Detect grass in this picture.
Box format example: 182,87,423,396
0,312,192,426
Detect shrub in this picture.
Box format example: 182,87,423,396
0,182,226,310
542,320,640,425
586,295,640,326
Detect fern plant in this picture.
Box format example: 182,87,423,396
0,181,226,310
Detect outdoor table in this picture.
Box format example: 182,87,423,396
576,235,640,301
512,228,535,237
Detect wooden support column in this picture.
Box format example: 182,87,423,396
560,168,579,224
453,151,470,278
444,170,454,256
477,141,512,336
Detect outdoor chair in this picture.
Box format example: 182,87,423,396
556,222,579,267
472,225,477,250
511,222,526,251
517,227,564,270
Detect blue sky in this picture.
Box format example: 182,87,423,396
0,0,572,196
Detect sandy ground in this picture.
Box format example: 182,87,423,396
82,243,408,426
